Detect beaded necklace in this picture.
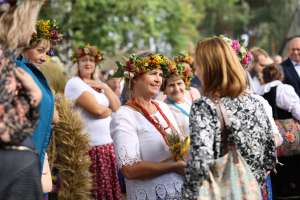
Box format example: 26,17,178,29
127,98,175,145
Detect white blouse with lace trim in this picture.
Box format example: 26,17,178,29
110,100,183,200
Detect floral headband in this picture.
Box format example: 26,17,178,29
72,44,103,64
163,60,193,88
220,35,252,67
30,19,63,47
114,53,175,79
174,53,193,66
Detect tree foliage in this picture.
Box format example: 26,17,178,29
40,0,298,58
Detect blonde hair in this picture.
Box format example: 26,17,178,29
0,0,45,50
195,36,247,98
250,47,269,63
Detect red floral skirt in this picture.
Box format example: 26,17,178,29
88,143,122,200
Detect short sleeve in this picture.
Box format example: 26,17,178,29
110,107,141,168
64,77,89,101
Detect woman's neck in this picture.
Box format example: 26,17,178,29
79,75,92,80
132,96,157,114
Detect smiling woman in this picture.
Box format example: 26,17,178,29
64,44,122,200
111,52,186,200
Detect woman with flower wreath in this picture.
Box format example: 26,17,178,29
182,36,277,200
0,0,46,199
16,19,62,193
64,44,122,200
161,54,200,135
111,52,186,200
220,35,280,200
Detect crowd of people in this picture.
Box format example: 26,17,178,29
1,1,300,200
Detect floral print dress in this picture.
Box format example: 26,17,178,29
0,49,38,145
182,94,276,200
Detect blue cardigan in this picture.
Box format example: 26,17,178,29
16,58,54,169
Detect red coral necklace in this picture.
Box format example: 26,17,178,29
127,98,175,145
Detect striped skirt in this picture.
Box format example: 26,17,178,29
88,143,122,200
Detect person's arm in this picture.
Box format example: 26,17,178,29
15,67,42,107
84,80,120,111
111,108,184,180
41,154,53,193
182,99,216,200
76,91,112,118
64,78,112,119
121,160,186,180
254,94,283,147
277,84,300,121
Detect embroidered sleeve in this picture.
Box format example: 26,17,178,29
182,100,218,200
0,59,39,145
110,108,141,168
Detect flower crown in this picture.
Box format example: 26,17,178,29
220,35,252,67
30,19,63,46
174,53,193,66
72,44,103,64
114,53,175,79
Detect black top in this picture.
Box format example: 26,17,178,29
262,86,293,120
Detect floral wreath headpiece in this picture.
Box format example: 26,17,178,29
174,53,193,66
30,19,63,46
220,35,252,68
72,44,103,64
113,53,175,79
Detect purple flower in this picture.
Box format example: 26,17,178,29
47,49,55,56
231,40,240,53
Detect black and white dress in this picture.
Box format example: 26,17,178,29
182,94,277,200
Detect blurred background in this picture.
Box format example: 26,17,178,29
40,0,300,69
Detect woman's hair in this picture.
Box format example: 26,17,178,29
195,36,247,98
0,0,45,50
249,47,269,64
262,63,284,83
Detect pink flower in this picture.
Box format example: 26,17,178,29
231,40,240,53
241,52,253,65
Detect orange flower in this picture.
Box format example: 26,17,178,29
285,132,296,143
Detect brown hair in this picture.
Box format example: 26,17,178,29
195,36,247,98
262,63,284,83
0,0,45,50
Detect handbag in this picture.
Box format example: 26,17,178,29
197,102,262,200
275,118,300,157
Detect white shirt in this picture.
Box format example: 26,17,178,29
110,101,183,200
165,100,191,136
262,80,300,121
251,76,264,95
64,77,113,146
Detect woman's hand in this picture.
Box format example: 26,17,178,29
52,107,59,124
173,160,187,176
84,79,109,92
15,68,42,107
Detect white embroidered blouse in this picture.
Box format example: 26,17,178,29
110,100,183,200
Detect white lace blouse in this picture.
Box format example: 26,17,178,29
110,101,183,200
